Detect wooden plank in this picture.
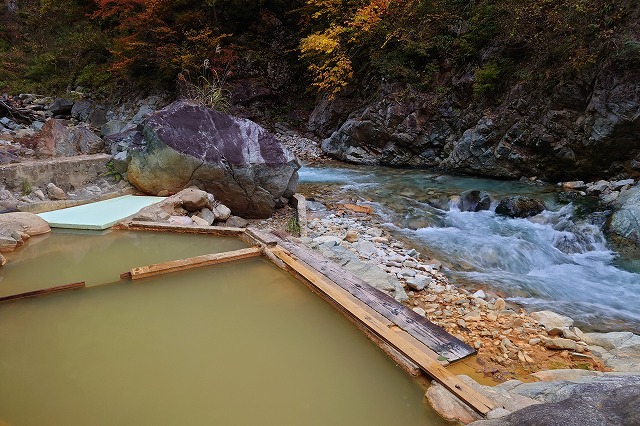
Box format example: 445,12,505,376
245,227,279,247
114,221,245,236
269,233,475,362
271,248,495,415
125,247,263,280
0,282,86,303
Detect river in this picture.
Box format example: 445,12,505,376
299,165,640,333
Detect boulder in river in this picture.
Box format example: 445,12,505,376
112,101,300,218
458,189,492,212
609,184,640,254
495,196,546,218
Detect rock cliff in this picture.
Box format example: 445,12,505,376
313,64,640,182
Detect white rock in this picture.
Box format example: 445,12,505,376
531,310,574,330
472,290,487,299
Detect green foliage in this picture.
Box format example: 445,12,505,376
76,64,113,93
21,179,32,196
103,160,123,182
473,62,501,96
285,215,301,236
178,63,231,111
615,38,640,66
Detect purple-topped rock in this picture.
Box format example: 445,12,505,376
121,101,300,218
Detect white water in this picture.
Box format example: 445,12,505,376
300,165,640,332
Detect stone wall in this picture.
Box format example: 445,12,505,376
0,154,112,192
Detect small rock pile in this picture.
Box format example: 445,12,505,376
130,187,248,228
303,204,607,379
560,178,636,205
276,132,328,165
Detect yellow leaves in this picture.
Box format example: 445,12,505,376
308,53,353,97
300,26,343,56
300,25,350,96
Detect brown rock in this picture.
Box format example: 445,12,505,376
34,119,104,157
541,337,578,351
178,187,211,212
425,382,483,424
493,298,506,310
0,212,51,236
344,230,359,242
46,183,67,200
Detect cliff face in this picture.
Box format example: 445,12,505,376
311,62,640,182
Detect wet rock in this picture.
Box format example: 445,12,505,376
561,181,586,190
46,183,67,200
495,196,546,218
609,184,640,253
458,190,492,212
120,101,300,218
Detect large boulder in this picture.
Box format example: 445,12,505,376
609,184,640,253
495,196,546,218
34,119,105,158
0,212,51,257
115,101,300,218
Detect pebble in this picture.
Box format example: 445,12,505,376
412,307,426,316
344,230,359,242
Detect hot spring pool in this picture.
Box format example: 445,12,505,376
0,230,446,425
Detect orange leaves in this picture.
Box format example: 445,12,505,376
350,0,391,32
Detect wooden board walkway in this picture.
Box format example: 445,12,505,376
0,282,86,303
266,231,475,363
120,247,263,280
270,247,496,415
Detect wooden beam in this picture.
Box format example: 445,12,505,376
123,247,263,280
268,233,475,362
114,221,245,236
0,282,86,303
271,248,496,415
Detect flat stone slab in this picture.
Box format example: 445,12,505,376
38,195,164,230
